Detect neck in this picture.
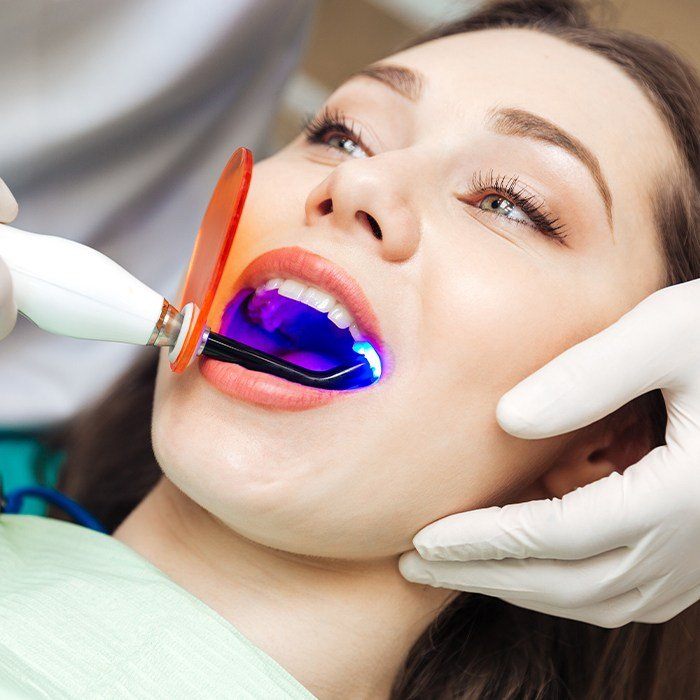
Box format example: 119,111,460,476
114,478,453,699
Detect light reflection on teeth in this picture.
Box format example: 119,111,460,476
327,303,352,329
253,277,365,338
278,279,306,301
263,278,283,291
300,286,335,313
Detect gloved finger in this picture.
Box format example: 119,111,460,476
411,471,640,562
399,546,646,609
497,586,645,628
0,257,17,340
0,178,18,224
496,285,696,439
635,584,700,624
502,580,700,628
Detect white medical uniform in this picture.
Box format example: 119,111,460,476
0,0,313,426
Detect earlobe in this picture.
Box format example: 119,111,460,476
536,415,652,500
539,439,618,499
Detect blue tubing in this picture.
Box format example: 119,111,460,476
3,486,107,533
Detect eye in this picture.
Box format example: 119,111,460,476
478,194,533,225
324,133,367,159
462,171,567,243
303,107,371,159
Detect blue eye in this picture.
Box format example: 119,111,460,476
479,193,534,226
465,171,567,242
324,133,367,158
304,107,370,159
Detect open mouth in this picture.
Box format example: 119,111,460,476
217,277,382,389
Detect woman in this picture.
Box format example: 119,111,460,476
2,0,699,697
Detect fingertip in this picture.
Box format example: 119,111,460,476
411,528,436,559
412,534,470,562
412,521,470,562
496,390,539,438
0,179,18,224
0,257,16,340
412,507,514,561
497,383,575,439
398,550,430,584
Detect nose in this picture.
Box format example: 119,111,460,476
304,156,421,262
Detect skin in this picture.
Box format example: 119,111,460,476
116,28,676,698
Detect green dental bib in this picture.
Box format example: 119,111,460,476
0,515,314,699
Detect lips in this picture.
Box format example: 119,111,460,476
199,246,384,410
235,247,384,347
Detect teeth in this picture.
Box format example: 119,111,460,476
277,279,306,301
328,303,352,329
300,286,335,313
254,277,364,338
263,278,283,291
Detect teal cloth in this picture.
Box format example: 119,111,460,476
0,433,63,515
0,514,316,699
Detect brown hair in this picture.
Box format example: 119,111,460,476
49,1,700,697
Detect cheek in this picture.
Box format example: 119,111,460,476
428,249,615,408
364,358,562,540
394,255,603,515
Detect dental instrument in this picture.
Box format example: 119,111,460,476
0,149,380,391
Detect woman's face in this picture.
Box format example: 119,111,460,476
153,28,672,558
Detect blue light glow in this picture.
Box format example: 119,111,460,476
352,341,382,381
220,288,383,390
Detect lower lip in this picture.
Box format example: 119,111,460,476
199,357,337,410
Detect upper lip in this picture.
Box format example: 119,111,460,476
234,246,384,348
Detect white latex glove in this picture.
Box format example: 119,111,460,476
0,177,18,339
400,280,700,628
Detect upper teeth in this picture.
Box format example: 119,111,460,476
257,277,362,340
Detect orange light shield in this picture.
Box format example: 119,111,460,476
170,147,253,372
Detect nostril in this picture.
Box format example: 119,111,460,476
318,198,333,216
356,211,383,240
368,216,383,240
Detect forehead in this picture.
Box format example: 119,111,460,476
380,28,674,207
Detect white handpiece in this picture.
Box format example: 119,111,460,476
0,223,182,347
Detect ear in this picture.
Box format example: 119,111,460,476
525,410,654,500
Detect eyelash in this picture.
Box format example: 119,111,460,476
465,170,567,241
303,108,567,242
303,107,371,156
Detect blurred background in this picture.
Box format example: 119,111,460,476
272,0,700,148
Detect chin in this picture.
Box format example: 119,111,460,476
152,363,341,554
152,379,417,559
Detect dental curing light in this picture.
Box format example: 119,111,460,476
0,148,381,391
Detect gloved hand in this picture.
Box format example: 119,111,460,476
0,177,18,340
400,280,700,628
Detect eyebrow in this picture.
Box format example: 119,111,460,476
354,65,613,228
488,107,613,227
356,63,424,102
